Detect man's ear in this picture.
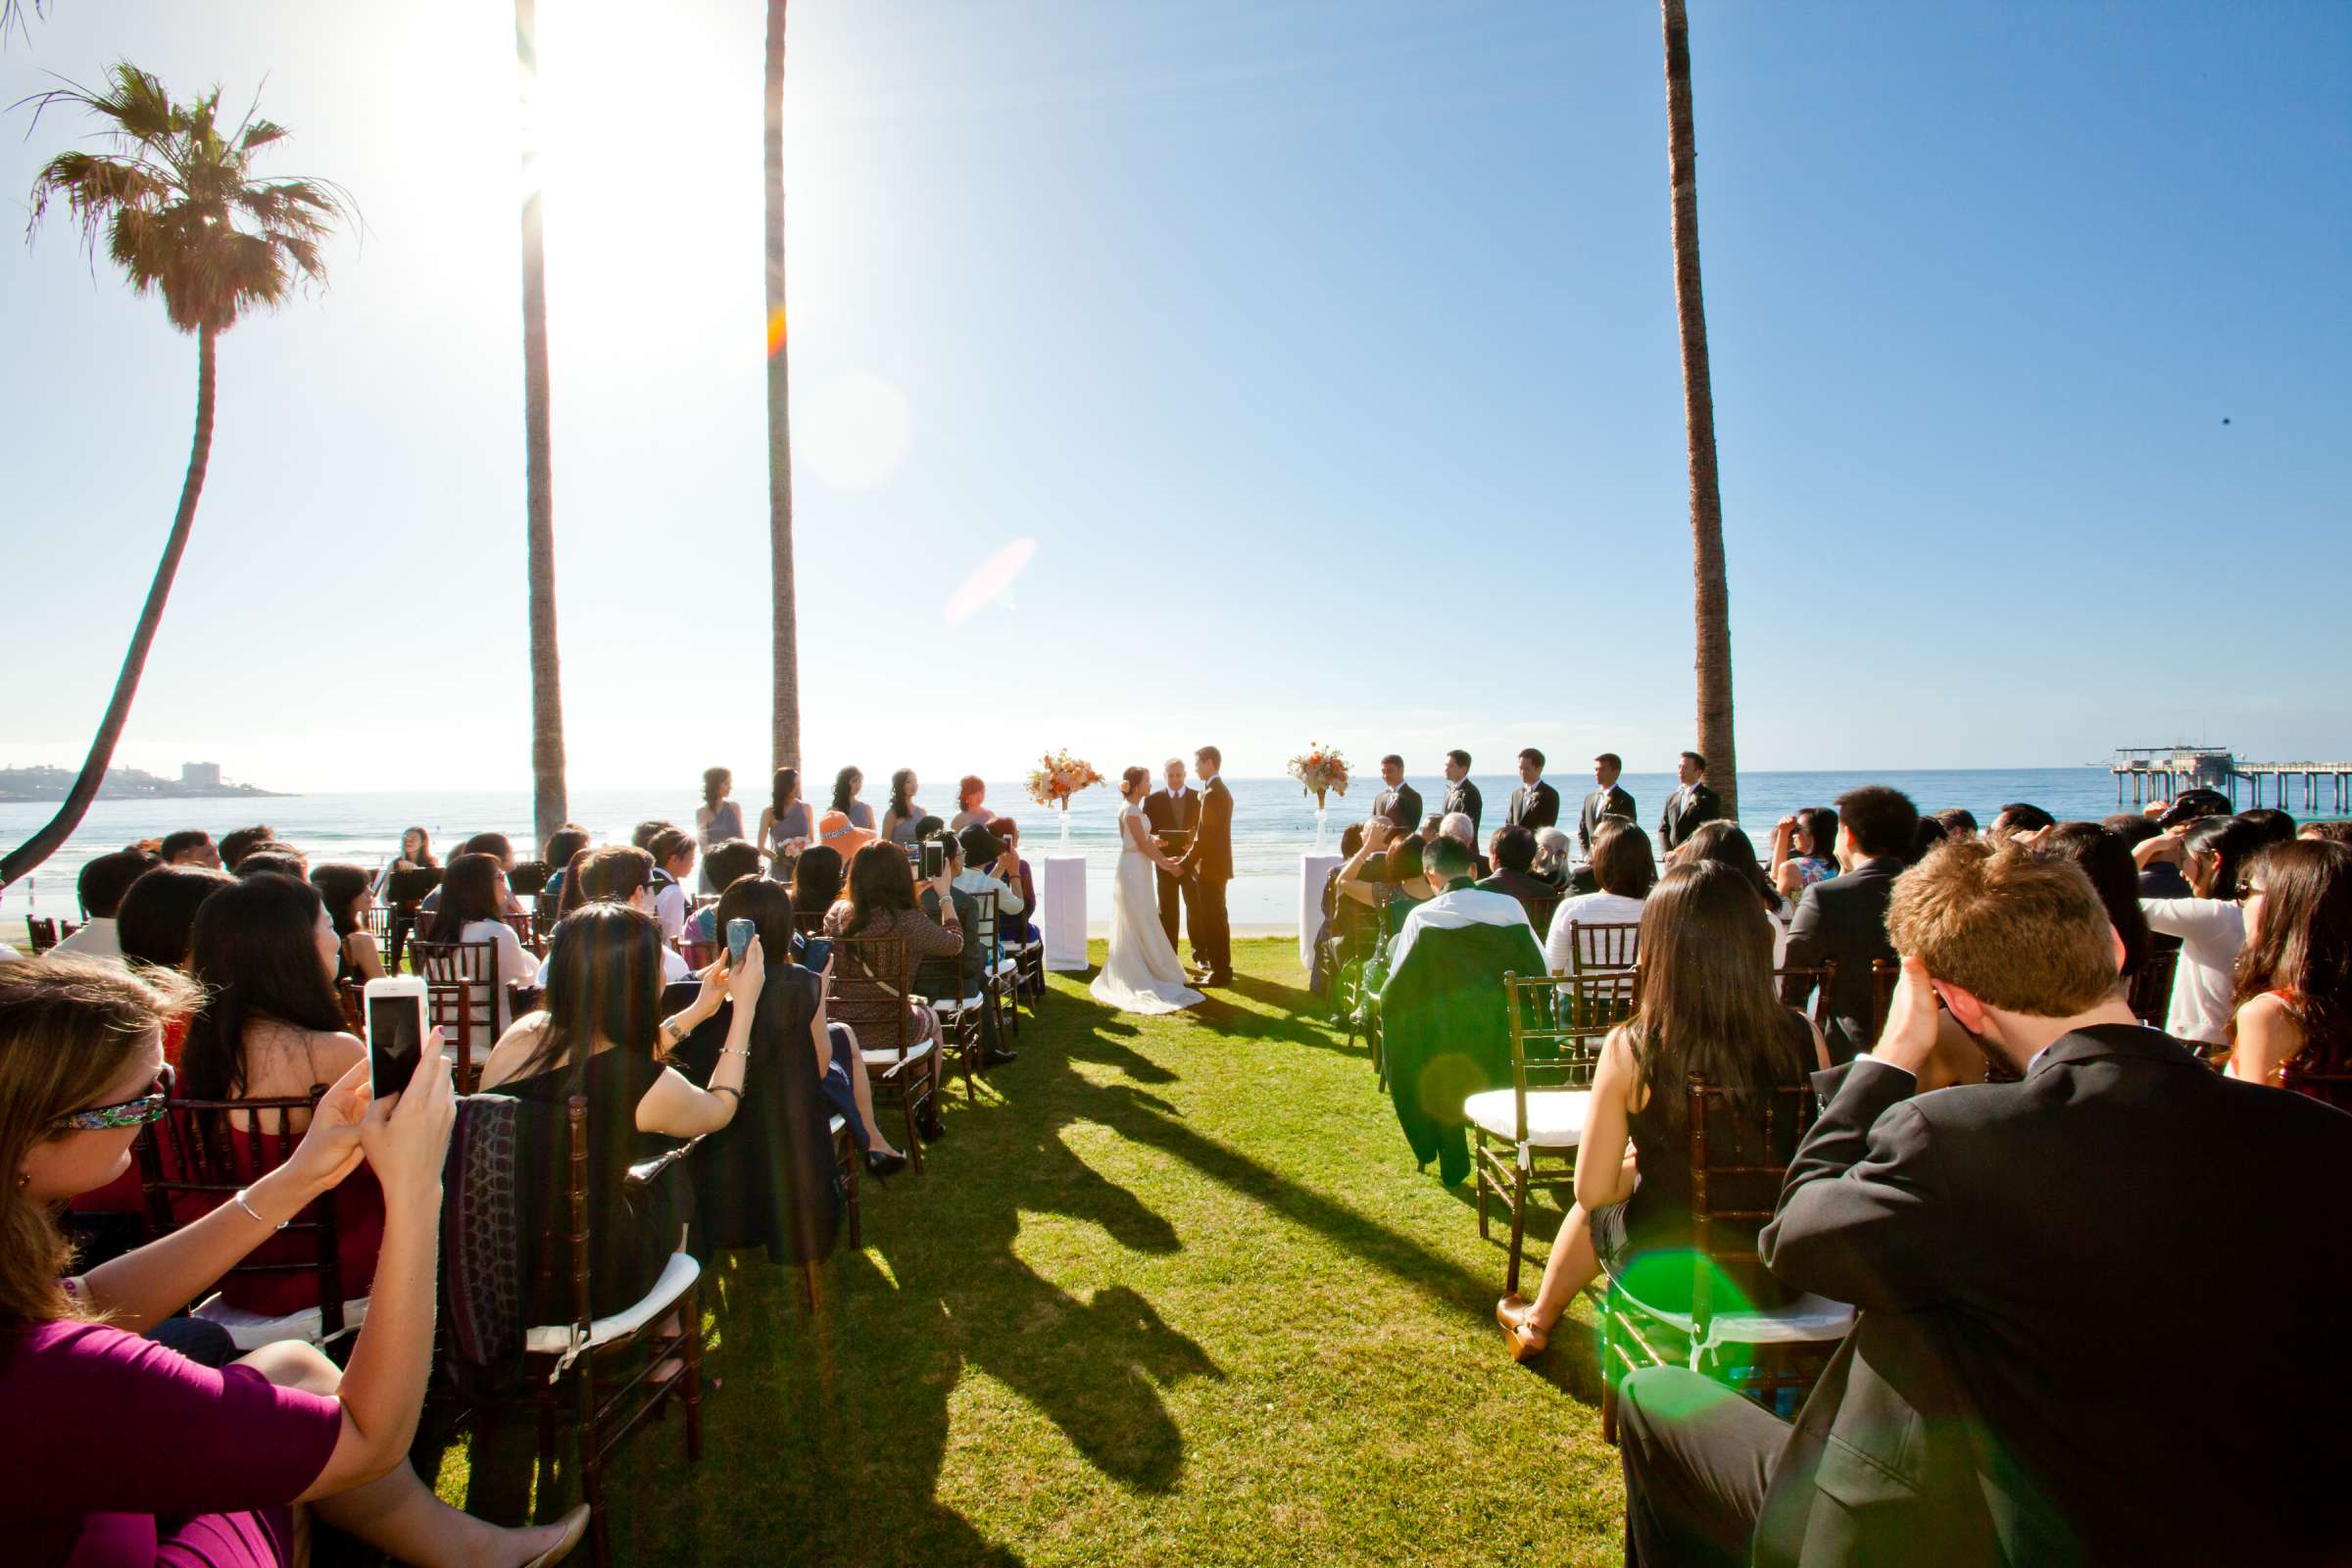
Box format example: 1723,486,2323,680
2109,923,2128,976
1932,978,1988,1035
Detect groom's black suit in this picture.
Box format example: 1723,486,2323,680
1176,776,1234,982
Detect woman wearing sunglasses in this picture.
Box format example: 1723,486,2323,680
0,956,585,1568
2137,814,2267,1046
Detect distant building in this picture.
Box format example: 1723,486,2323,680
181,761,222,790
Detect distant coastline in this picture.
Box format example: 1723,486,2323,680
0,763,287,805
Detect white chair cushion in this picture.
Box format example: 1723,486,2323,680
924,995,985,1013
1463,1088,1591,1149
862,1039,937,1069
1614,1288,1856,1354
193,1293,371,1349
524,1249,703,1356
827,1113,847,1137
989,957,1019,978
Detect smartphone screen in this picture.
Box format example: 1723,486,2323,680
727,917,756,967
921,841,945,880
367,992,423,1098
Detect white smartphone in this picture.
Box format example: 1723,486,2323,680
363,976,429,1099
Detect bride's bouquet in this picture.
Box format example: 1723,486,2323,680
1288,744,1350,808
1026,751,1103,808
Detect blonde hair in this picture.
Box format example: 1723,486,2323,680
1886,841,2119,1017
0,956,198,1325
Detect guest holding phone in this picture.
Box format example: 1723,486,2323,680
0,956,588,1567
824,842,959,1139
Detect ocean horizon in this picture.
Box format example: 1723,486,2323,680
6,766,2337,936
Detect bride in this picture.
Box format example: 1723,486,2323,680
1092,766,1205,1014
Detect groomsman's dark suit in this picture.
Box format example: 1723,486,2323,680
1442,778,1483,840
1617,1027,2352,1567
1504,779,1560,832
1175,776,1234,983
1372,780,1424,832
1657,779,1721,851
1578,783,1637,853
1142,783,1199,952
1781,856,1902,1062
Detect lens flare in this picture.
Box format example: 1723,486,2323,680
766,304,788,359
945,538,1038,625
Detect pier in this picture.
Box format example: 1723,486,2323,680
2112,747,2352,813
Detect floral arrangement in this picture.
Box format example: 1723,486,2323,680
1026,750,1103,808
1288,743,1350,808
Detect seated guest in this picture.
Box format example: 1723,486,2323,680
2302,819,2352,846
1437,810,1478,855
1614,840,2352,1568
1544,819,1656,973
423,852,538,1035
1904,812,1948,864
159,828,220,868
630,820,668,853
116,862,235,985
824,841,959,1138
686,839,766,944
2135,813,2264,1045
1312,822,1373,997
917,831,1016,1067
1335,822,1438,954
954,823,1027,924
1783,784,1919,1061
911,814,946,846
1374,836,1546,1185
54,847,159,960
1477,825,1554,927
169,873,385,1319
480,904,760,1319
2032,821,2152,982
1986,801,2055,843
2225,837,2351,1086
0,958,585,1568
1531,826,1576,893
233,844,309,881
2240,806,2300,853
880,769,927,848
1930,806,1977,842
307,862,387,985
538,846,694,984
217,824,277,869
2110,810,2194,900
757,766,813,879
1680,821,1787,961
1498,860,1829,1356
535,823,591,909
2155,786,2231,828
990,818,1042,953
1768,807,1838,905
790,844,846,928
950,775,995,831
646,826,698,942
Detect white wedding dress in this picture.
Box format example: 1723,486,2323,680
1091,802,1205,1014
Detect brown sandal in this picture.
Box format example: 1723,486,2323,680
1494,1296,1548,1361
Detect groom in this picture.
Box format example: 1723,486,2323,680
1175,745,1234,988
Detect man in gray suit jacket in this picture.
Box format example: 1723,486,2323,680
1616,842,2352,1567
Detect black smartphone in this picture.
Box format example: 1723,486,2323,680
364,977,427,1099
797,935,832,974
726,916,757,968
920,840,946,880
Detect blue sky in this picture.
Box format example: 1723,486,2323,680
3,0,2346,792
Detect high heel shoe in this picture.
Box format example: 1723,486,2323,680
1494,1296,1549,1362
521,1504,591,1568
864,1150,908,1181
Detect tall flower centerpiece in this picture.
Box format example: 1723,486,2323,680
1288,743,1350,850
1026,750,1103,851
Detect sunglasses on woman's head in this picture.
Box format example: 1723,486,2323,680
57,1062,175,1132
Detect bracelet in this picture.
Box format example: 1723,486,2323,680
721,1046,750,1058
710,1086,743,1102
232,1188,288,1231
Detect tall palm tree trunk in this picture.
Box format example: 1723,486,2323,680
518,0,567,846
1660,0,1737,820
764,0,802,775
1,325,216,886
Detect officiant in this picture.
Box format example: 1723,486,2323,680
1144,758,1200,952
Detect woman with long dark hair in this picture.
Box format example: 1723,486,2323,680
2138,814,2265,1044
789,844,846,922
822,841,960,1137
371,825,436,898
830,766,874,829
2227,838,2352,1086
1496,861,1829,1359
1681,821,1788,961
173,873,387,1319
757,765,814,880
309,862,387,985
2034,822,2153,981
479,905,762,1316
1770,807,1839,905
423,852,538,1034
536,823,591,909
879,769,925,849
696,767,745,853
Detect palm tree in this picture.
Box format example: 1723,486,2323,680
516,0,567,846
2,65,351,886
764,0,802,775
1659,0,1738,819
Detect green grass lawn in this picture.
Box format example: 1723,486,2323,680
441,938,1623,1566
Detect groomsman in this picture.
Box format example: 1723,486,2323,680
1503,748,1560,832
1372,756,1423,832
1441,750,1483,840
1658,750,1723,851
1579,752,1638,854
1143,758,1199,952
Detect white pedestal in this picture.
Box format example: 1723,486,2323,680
1298,852,1344,967
1042,854,1090,972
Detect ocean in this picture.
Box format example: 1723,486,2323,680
7,766,2296,940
